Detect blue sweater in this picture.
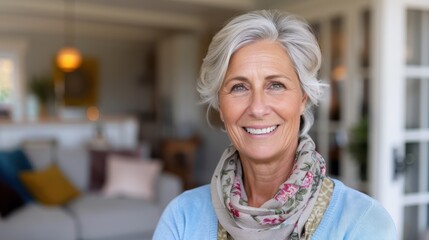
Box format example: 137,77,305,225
154,180,397,239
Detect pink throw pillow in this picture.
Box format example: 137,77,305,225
102,155,162,201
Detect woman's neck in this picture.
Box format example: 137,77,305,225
241,150,296,208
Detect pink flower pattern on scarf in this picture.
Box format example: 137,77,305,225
228,203,240,217
231,177,242,197
261,217,286,225
274,184,299,204
302,172,313,188
321,164,326,176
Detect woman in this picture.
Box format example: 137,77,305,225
154,10,396,240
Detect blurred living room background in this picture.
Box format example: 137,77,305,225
0,0,428,239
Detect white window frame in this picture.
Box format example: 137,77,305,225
0,39,27,121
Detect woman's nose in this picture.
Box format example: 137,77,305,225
248,91,270,119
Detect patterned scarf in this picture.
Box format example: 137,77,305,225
211,135,326,240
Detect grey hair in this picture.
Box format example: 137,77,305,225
197,9,325,136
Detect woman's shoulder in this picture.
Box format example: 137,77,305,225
313,179,397,239
331,179,393,219
174,184,212,206
153,184,218,240
165,184,214,218
331,179,379,209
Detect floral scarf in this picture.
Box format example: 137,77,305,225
211,135,326,240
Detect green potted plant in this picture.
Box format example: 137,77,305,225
348,116,369,181
28,76,54,117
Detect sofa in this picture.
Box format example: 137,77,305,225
0,144,182,240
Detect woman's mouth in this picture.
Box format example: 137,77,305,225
244,125,278,135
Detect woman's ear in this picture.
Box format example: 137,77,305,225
219,109,224,122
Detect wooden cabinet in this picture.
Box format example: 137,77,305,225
161,136,200,190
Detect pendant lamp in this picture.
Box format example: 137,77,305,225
56,0,81,72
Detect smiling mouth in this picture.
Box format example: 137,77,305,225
244,125,278,135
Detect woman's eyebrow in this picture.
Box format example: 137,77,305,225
226,75,292,81
266,74,292,81
224,76,248,83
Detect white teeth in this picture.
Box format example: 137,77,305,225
245,126,277,135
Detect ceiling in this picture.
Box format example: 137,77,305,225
0,0,281,42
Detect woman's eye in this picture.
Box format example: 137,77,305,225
269,82,286,90
231,83,247,92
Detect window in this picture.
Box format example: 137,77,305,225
0,54,15,118
0,40,26,121
308,9,372,185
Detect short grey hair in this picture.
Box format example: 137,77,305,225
197,9,324,135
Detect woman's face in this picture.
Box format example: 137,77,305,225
219,40,307,163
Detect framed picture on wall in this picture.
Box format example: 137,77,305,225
53,57,98,107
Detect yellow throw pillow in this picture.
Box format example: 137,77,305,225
19,164,80,205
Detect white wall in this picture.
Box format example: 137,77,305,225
156,33,230,184
157,34,202,137
170,35,201,136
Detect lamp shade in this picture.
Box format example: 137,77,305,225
56,47,82,72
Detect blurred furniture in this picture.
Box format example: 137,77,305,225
0,144,182,240
162,136,200,190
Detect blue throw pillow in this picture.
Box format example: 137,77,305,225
0,149,34,203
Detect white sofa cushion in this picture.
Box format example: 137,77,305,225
0,203,76,240
57,148,90,192
67,193,162,240
23,139,56,170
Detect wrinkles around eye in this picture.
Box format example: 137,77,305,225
269,82,286,90
231,84,247,92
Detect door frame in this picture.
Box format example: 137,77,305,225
371,0,429,238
